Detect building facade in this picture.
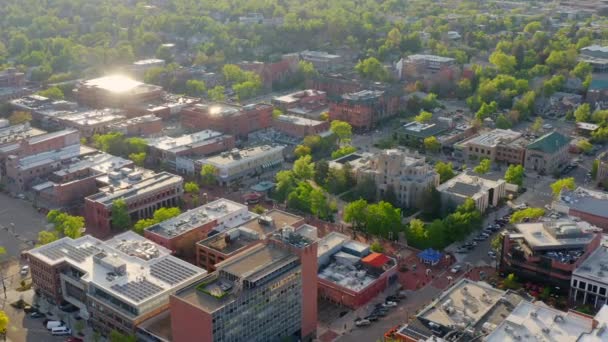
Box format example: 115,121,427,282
553,187,608,231
74,75,164,108
571,245,608,310
181,103,273,138
329,90,400,131
107,114,164,137
458,129,528,165
436,171,507,213
524,131,572,175
272,115,330,138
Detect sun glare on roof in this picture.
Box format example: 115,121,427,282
89,74,143,93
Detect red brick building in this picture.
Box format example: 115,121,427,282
238,54,299,89
329,89,400,131
272,89,327,113
272,115,330,138
307,73,361,97
107,114,163,137
181,103,272,138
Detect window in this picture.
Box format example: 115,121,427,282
601,287,606,296
579,281,586,290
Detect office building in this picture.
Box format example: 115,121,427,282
272,115,329,138
144,199,252,260
525,131,572,175
499,219,602,290
299,50,344,71
181,103,273,138
27,231,206,335
146,130,235,174
272,89,327,115
317,232,398,309
84,170,183,238
131,59,166,78
553,187,608,231
198,145,284,186
329,89,400,131
571,245,608,310
196,209,304,271
458,129,529,165
436,171,507,213
107,114,164,137
74,75,164,108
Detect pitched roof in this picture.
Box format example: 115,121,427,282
526,131,571,154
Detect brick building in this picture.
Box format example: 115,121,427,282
0,68,26,87
307,73,361,97
50,108,127,138
238,54,299,89
329,89,400,131
272,115,330,138
84,170,183,238
272,89,327,114
144,199,251,261
181,103,273,138
553,187,608,231
74,75,164,108
457,129,529,165
106,114,164,137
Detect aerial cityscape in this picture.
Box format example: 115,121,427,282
3,0,608,341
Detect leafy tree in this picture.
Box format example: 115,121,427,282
314,160,329,186
128,152,146,167
414,111,433,123
504,164,524,186
111,199,131,230
8,111,32,125
208,86,226,101
577,139,593,154
476,101,498,120
352,176,377,202
495,114,512,129
37,86,64,100
252,205,266,214
491,234,504,252
331,145,357,159
489,51,516,74
185,80,206,97
510,208,545,223
435,161,455,183
473,159,491,174
524,21,542,34
423,136,441,153
133,219,156,235
47,210,84,238
370,241,384,253
184,182,200,194
109,330,137,342
503,273,521,290
592,159,599,179
531,116,543,133
365,201,402,238
200,164,218,185
37,231,59,246
153,207,181,222
294,145,312,158
310,188,331,219
572,62,592,79
574,103,591,123
0,310,8,335
344,199,368,231
293,155,314,180
355,57,389,81
542,74,565,96
298,60,317,78
274,170,297,203
550,177,576,197
421,93,440,111
330,120,353,144
456,78,472,99
272,108,283,119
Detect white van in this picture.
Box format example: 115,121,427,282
51,326,71,336
46,320,64,330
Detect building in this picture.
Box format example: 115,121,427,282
596,152,608,186
196,209,304,271
27,231,206,335
272,115,330,138
387,279,528,342
499,219,602,290
168,227,318,342
107,114,164,137
144,199,252,260
553,187,608,231
181,103,273,138
198,145,284,186
51,108,127,138
84,170,183,238
131,59,166,78
272,89,327,115
577,122,600,136
0,122,46,152
436,171,507,213
74,75,164,108
32,152,133,209
347,149,439,209
307,73,361,97
329,89,400,131
396,54,456,79
0,68,25,87
397,121,449,146
299,50,344,71
579,45,608,72
238,54,299,89
458,129,529,165
587,77,608,108
317,232,397,309
146,130,235,174
524,131,572,175
5,143,97,192
571,244,608,310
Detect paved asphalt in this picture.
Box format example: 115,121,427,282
0,193,47,258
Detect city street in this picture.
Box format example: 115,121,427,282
0,193,47,258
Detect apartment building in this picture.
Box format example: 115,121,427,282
499,219,602,290
144,199,252,260
524,131,572,175
196,209,305,271
74,75,164,108
146,130,235,174
436,171,507,213
107,114,163,137
181,103,273,138
306,73,361,97
27,231,206,335
198,145,284,186
84,170,183,238
272,115,330,138
272,89,327,114
458,129,528,165
329,89,400,131
0,122,46,152
396,54,456,79
238,54,299,89
553,187,608,231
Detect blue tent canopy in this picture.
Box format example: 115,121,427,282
417,248,443,264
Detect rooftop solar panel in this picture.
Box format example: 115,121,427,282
150,258,198,285
38,242,100,263
111,279,163,302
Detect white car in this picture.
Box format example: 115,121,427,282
451,265,463,273
355,319,371,327
488,251,497,258
384,301,398,307
20,265,29,276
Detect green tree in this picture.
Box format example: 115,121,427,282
272,108,283,119
365,201,402,238
200,164,218,185
293,155,314,180
252,205,266,214
184,182,200,194
344,199,368,231
133,219,156,235
109,330,137,342
314,160,330,186
355,57,389,81
435,161,455,183
489,51,516,74
414,111,433,123
0,310,8,335
330,120,353,144
352,176,377,202
510,208,545,223
128,152,146,167
208,86,226,101
153,207,181,222
423,136,441,153
298,60,317,78
550,177,576,197
185,80,206,97
111,199,131,230
294,145,312,158
37,86,64,100
331,145,357,159
495,114,512,129
531,117,543,133
592,159,599,179
577,139,593,154
504,164,524,186
524,21,542,34
370,241,384,253
8,111,32,125
473,159,491,174
310,188,331,219
274,170,297,202
475,101,498,120
574,103,591,123
503,273,521,290
37,231,59,246
572,62,592,79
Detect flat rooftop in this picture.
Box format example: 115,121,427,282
406,54,456,63
52,152,132,178
108,114,161,130
573,245,608,283
318,232,349,258
198,226,262,255
236,209,304,236
15,144,97,171
202,145,284,167
513,220,597,250
300,50,341,59
57,108,126,126
486,301,594,342
273,89,326,104
559,187,608,219
146,130,229,153
275,114,325,126
28,231,206,310
87,171,182,206
342,89,384,101
175,244,298,312
400,121,448,138
189,103,241,117
80,75,157,94
437,171,504,197
146,199,251,238
0,123,45,145
462,129,523,147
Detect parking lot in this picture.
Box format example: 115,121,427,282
0,192,48,258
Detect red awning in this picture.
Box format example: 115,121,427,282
362,253,389,268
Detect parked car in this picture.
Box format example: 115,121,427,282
51,327,71,336
383,301,397,307
365,315,379,322
355,318,371,327
30,311,45,319
488,251,497,258
372,309,387,317
451,265,463,273
20,265,29,276
59,303,78,313
386,296,401,303
456,248,469,254
46,320,64,330
23,305,37,313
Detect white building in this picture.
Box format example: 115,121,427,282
572,244,608,310
436,171,506,213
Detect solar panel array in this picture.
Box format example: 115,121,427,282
110,279,163,302
38,243,100,263
150,258,198,285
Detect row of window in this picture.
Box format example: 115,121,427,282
573,279,608,296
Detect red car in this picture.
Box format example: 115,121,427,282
65,338,83,342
